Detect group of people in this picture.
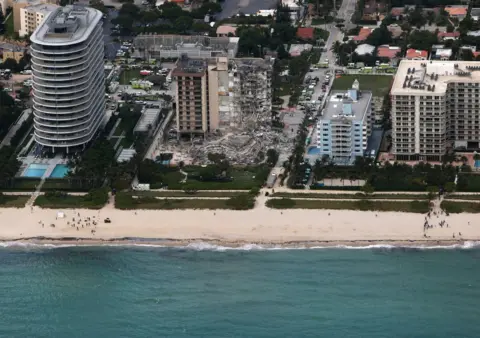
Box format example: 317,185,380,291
41,212,99,235
423,208,464,239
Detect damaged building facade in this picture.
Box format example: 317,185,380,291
172,55,273,138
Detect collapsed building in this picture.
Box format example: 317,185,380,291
172,55,274,138
132,34,239,60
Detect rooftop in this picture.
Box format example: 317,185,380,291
391,60,480,95
172,55,207,76
322,88,372,121
444,5,468,16
134,106,164,133
355,43,375,55
296,27,315,40
353,27,373,41
24,3,58,15
216,25,237,36
30,5,102,46
405,48,428,59
377,45,401,59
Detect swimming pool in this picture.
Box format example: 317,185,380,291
49,164,69,178
475,160,480,168
23,164,48,178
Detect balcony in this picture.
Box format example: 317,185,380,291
34,90,90,102
34,109,92,121
33,67,101,84
34,121,91,135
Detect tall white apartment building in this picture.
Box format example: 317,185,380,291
19,3,58,37
316,81,372,165
391,60,480,161
30,5,105,153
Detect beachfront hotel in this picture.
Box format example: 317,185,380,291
30,5,105,153
316,80,373,165
391,60,480,161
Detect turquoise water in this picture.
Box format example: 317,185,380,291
49,164,69,178
23,164,48,178
475,159,480,168
1,244,480,337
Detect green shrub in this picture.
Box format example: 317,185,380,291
226,194,255,210
266,198,296,209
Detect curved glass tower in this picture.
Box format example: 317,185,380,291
30,5,104,153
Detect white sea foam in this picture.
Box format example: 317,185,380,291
0,241,480,251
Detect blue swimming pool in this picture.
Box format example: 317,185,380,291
49,164,69,178
475,160,480,168
23,164,48,178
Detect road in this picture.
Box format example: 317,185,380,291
0,108,32,149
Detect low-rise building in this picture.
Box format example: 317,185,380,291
437,31,460,41
405,48,428,60
377,45,401,60
281,0,304,22
216,25,236,37
355,43,375,56
316,80,372,165
353,27,373,42
296,27,314,40
0,42,25,62
289,43,312,57
444,5,468,20
471,8,480,21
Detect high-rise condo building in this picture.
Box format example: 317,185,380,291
316,80,372,165
31,5,104,153
391,60,480,161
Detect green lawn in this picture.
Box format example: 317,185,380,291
34,191,108,209
271,192,429,200
153,166,270,190
0,195,29,208
332,75,393,97
115,193,248,210
132,190,245,198
441,201,480,213
445,194,480,200
311,16,334,25
266,199,430,213
119,69,140,85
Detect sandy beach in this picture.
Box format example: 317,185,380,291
0,201,479,247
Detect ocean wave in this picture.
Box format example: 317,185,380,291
0,241,480,251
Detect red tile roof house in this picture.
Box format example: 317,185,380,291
437,31,460,41
377,45,401,60
353,27,374,42
296,27,315,40
405,48,428,60
444,5,468,20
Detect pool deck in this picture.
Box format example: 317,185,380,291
19,155,69,178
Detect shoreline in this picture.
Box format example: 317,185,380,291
1,237,479,249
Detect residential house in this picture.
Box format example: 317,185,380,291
390,7,404,20
362,0,386,21
444,5,468,20
405,48,428,60
433,48,453,60
387,24,403,39
405,49,428,60
377,45,401,60
353,27,374,42
289,44,312,57
471,8,480,21
296,27,315,40
355,43,375,55
0,42,25,62
216,25,237,37
437,31,460,41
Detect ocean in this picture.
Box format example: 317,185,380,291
1,242,480,338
